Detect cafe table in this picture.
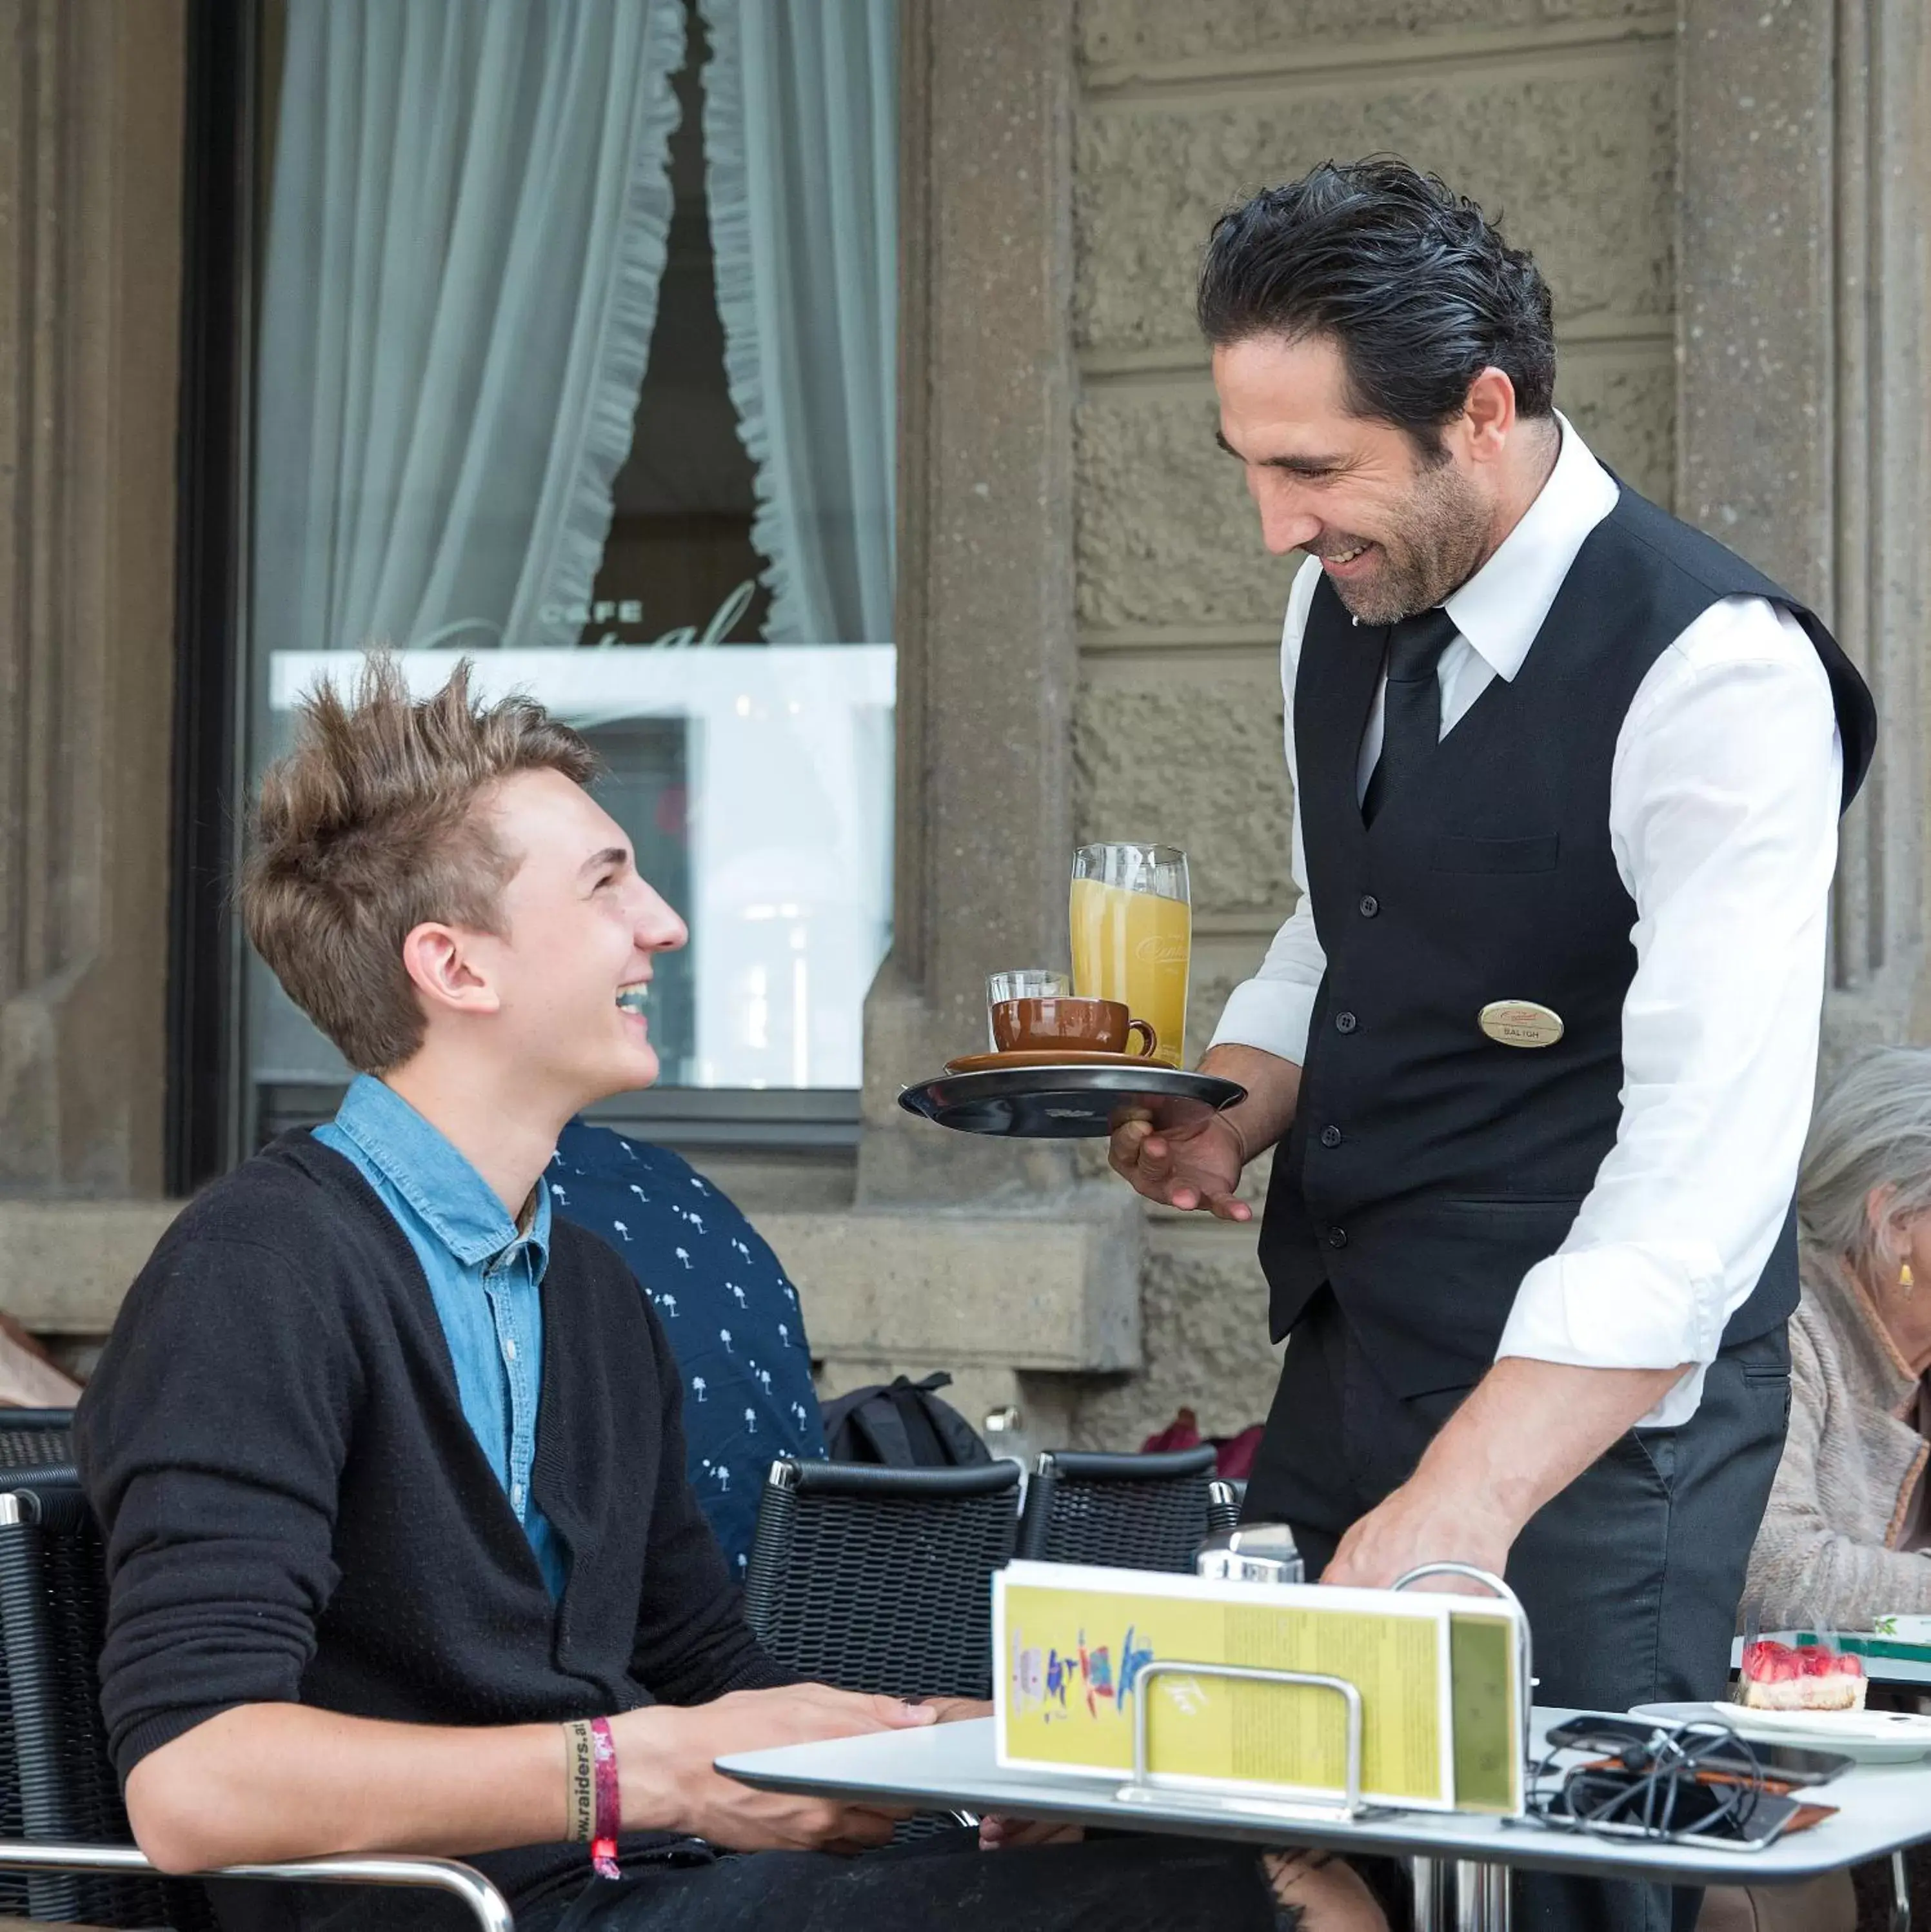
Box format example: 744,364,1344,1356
718,1706,1931,1932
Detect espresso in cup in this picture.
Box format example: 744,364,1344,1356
991,995,1157,1058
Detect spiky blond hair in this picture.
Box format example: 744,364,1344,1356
241,655,597,1072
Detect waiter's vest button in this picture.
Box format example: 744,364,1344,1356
1334,1010,1358,1034
1358,894,1379,918
1320,1125,1342,1148
1327,1227,1349,1249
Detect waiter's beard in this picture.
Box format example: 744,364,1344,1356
1318,451,1491,626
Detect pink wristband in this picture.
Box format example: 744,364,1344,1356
588,1715,620,1880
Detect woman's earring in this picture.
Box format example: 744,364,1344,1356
1903,1261,1916,1296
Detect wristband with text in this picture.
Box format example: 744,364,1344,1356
562,1720,597,1844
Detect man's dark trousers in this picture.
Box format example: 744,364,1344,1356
1244,1286,1792,1932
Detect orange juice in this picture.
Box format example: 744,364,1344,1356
1069,876,1190,1068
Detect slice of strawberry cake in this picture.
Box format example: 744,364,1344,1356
1738,1638,1868,1711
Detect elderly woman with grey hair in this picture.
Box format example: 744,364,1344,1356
1744,1045,1931,1630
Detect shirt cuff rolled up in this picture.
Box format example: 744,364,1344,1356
1496,1239,1730,1428
1207,978,1314,1067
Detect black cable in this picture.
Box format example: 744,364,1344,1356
1526,1719,1772,1846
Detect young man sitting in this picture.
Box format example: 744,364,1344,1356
77,660,1387,1932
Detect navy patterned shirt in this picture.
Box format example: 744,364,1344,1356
547,1119,827,1572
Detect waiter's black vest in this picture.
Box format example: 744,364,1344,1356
1258,484,1877,1399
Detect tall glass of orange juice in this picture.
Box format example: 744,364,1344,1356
1069,843,1190,1069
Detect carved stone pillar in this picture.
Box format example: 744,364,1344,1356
0,0,186,1192
826,0,1139,1450
858,0,1087,1206
1679,0,1931,1051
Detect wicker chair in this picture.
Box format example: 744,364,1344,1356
0,1413,73,1474
743,1458,1022,1701
0,1451,508,1931
1015,1446,1238,1573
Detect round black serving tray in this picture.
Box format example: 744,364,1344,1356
898,1064,1245,1140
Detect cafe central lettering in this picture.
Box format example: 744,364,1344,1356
537,578,757,650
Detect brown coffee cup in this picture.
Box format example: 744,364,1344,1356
990,995,1157,1058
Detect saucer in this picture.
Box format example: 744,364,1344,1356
945,1049,1170,1074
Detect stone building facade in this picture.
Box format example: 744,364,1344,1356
1,0,1926,1457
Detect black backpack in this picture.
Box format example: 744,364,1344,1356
820,1372,992,1468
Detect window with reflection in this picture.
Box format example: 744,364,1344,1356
244,0,896,1141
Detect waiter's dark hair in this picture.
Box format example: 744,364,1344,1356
1196,158,1557,447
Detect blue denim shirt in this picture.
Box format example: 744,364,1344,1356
315,1076,565,1599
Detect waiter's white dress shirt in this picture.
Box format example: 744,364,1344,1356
1211,417,1843,1428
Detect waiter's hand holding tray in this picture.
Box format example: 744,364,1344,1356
900,846,1245,1139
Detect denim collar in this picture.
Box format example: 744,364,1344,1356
328,1075,551,1274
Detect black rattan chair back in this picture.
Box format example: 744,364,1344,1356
1016,1446,1231,1572
743,1459,1020,1700
0,1413,74,1473
0,1457,213,1928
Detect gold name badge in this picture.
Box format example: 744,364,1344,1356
1478,1000,1565,1049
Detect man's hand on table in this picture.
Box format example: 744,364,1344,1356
915,1698,1083,1849
917,1696,991,1724
617,1683,931,1853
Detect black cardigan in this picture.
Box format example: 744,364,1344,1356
76,1132,790,1915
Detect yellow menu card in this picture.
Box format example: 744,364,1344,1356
995,1562,1522,1815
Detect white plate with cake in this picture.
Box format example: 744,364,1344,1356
1632,1636,1931,1763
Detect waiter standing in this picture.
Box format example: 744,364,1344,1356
1109,161,1876,1932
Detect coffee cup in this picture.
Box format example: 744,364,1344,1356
990,994,1157,1058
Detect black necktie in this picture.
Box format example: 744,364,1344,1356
1362,606,1458,827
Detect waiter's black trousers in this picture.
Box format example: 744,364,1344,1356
1243,1285,1792,1932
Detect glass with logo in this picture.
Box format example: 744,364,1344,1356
1069,844,1190,1069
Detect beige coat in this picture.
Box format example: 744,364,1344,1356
1743,1250,1931,1630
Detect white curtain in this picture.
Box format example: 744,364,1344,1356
699,0,896,644
252,0,687,655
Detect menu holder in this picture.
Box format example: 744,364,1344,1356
1115,1659,1370,1826
994,1561,1529,1819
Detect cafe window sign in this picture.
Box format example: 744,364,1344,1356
243,0,896,1125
